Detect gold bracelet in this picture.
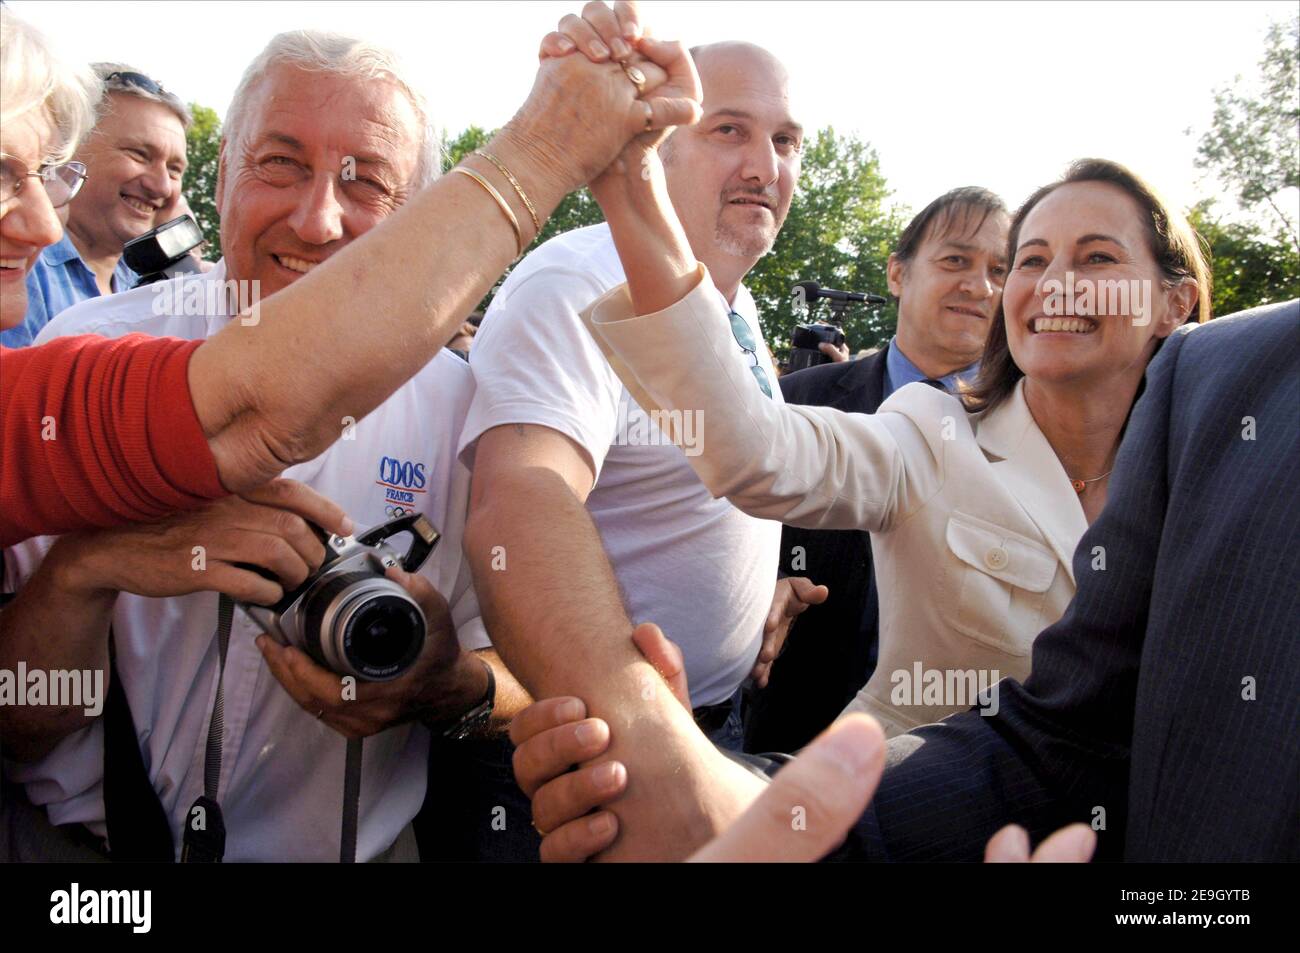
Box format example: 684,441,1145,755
450,166,523,257
473,149,542,239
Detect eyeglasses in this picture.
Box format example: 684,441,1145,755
104,70,166,96
728,310,774,399
0,154,89,208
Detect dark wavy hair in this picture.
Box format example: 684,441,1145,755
963,159,1212,414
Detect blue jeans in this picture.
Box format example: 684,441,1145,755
701,689,745,753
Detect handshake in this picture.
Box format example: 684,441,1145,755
509,623,1098,863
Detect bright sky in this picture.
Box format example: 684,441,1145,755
12,0,1295,219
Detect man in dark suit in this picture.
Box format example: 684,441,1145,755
746,187,1009,753
836,298,1299,861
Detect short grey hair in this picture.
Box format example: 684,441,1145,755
92,62,192,130
223,30,438,191
0,8,100,163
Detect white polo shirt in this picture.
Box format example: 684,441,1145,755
459,224,783,708
4,260,488,861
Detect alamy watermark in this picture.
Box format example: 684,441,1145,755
613,398,704,456
889,663,1001,717
151,277,262,326
50,883,150,933
0,663,103,716
1041,272,1153,326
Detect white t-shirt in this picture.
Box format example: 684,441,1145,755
6,260,487,861
459,224,783,707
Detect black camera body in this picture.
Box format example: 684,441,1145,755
789,321,846,374
123,214,205,287
239,513,441,682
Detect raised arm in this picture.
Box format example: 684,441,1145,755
586,151,941,532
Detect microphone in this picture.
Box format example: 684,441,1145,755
792,280,888,306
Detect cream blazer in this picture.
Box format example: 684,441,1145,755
582,268,1088,738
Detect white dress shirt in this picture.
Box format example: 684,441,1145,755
582,268,1088,738
4,260,488,860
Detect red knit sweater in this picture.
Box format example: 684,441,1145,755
1,335,227,546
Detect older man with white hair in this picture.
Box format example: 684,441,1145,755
4,31,522,862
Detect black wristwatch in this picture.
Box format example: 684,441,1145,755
428,656,495,740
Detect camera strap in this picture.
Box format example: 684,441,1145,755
180,594,232,862
340,738,362,864
180,595,364,863
103,631,176,861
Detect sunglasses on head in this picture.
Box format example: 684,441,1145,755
105,71,165,96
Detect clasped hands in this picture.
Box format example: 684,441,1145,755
510,622,1098,863
531,2,700,177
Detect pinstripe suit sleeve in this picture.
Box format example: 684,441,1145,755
838,328,1193,861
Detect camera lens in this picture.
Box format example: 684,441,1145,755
342,595,424,676
302,572,425,681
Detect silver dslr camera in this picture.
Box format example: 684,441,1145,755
239,513,440,682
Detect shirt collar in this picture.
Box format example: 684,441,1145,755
714,281,755,323
41,232,140,287
729,282,757,322
885,337,979,396
41,233,83,267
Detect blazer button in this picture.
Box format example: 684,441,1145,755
984,546,1009,571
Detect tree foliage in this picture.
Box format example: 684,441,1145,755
1188,199,1300,317
183,102,223,258
746,127,907,356
1194,15,1299,248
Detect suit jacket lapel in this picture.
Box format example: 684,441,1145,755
975,379,1087,584
834,348,889,414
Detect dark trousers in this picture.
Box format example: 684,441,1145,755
414,734,542,862
415,686,746,861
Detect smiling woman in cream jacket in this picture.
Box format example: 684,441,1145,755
583,155,1211,738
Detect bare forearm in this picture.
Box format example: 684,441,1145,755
594,153,698,316
464,471,699,746
465,471,722,858
465,469,649,706
0,540,117,760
